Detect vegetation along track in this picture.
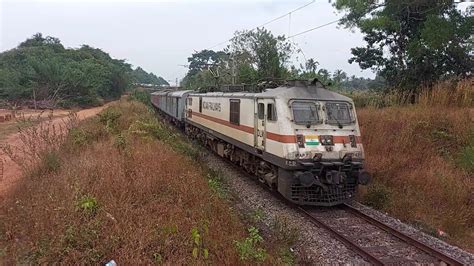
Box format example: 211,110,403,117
299,204,463,265
151,107,467,265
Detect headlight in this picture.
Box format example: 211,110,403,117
319,135,333,146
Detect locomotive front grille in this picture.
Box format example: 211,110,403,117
290,182,357,206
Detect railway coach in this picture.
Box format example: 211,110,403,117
151,90,192,127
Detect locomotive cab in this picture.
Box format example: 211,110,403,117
259,82,370,205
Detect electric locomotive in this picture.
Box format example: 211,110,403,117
152,79,370,206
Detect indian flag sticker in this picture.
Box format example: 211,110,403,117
305,135,319,146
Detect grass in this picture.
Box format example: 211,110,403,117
357,106,473,250
0,110,71,142
1,100,285,264
347,78,473,108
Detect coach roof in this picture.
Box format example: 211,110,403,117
168,90,193,97
151,90,173,96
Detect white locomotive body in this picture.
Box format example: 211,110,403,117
152,80,370,206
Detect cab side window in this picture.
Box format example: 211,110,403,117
267,103,276,121
230,99,240,125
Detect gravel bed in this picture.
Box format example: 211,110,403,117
201,151,367,264
199,150,474,264
348,202,474,265
308,208,436,264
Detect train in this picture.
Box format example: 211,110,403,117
151,79,370,206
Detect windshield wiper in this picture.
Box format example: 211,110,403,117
330,114,344,129
328,112,343,129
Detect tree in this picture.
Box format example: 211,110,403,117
334,0,473,90
131,67,169,85
227,28,293,80
332,69,348,85
0,33,163,107
187,50,228,77
305,58,319,74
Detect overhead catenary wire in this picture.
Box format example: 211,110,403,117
288,1,452,39
206,0,316,50
288,19,341,38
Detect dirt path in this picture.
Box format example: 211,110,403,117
0,104,109,202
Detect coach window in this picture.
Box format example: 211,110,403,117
257,103,264,119
267,103,277,121
199,97,203,113
230,99,240,125
188,97,192,106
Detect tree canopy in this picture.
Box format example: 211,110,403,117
182,28,295,90
0,33,165,108
181,27,385,92
334,0,473,90
131,67,169,86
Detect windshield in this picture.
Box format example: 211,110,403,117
325,102,354,125
292,101,320,125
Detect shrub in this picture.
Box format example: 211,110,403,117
206,170,227,199
271,216,299,247
69,128,89,146
77,195,99,215
234,227,267,262
98,107,121,133
130,89,151,106
363,183,391,210
40,151,61,174
191,227,209,260
114,133,127,151
457,132,474,174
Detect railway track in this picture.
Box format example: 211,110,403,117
153,111,468,265
299,204,464,265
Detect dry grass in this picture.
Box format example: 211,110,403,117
418,78,474,108
357,106,474,250
0,110,71,142
0,100,282,264
1,111,78,173
348,78,473,108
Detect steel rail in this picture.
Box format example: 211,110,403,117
298,206,384,265
152,107,464,266
342,204,463,266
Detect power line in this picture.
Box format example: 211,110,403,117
288,19,340,38
206,0,316,50
288,0,452,39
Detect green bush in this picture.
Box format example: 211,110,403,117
234,227,267,262
77,196,99,215
69,128,89,146
457,143,474,174
363,183,391,209
98,107,122,133
130,89,151,106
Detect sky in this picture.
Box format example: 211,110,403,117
0,0,406,85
